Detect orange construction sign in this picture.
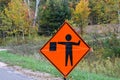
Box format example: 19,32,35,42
40,22,90,77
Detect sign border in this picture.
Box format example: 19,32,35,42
40,21,90,77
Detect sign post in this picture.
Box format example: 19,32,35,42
40,22,90,79
64,77,66,80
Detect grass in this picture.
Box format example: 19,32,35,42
0,51,120,80
0,51,58,75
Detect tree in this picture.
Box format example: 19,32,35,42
24,0,31,19
0,0,11,12
0,12,12,39
39,0,71,35
0,0,11,39
23,0,42,27
72,0,90,35
89,0,120,24
4,0,32,39
33,0,40,26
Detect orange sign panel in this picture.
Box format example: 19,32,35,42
40,22,90,77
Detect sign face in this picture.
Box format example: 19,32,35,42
40,22,90,77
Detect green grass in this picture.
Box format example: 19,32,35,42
0,51,59,75
0,51,120,80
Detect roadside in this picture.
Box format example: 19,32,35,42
0,62,7,68
0,62,34,80
0,49,120,80
0,49,7,51
0,61,62,80
10,66,62,80
0,49,62,80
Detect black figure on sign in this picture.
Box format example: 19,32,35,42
50,42,56,51
58,34,80,66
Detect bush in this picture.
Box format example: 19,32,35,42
78,58,120,78
102,35,120,58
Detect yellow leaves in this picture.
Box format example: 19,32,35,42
73,0,90,22
3,0,32,35
71,0,91,35
75,0,90,14
6,0,28,20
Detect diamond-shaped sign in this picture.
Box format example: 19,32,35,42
40,22,90,77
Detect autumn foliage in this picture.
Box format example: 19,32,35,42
0,0,120,36
72,0,90,35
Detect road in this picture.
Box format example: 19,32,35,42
0,61,62,80
0,63,35,80
0,49,62,80
0,68,35,80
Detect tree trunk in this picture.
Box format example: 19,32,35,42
22,33,25,40
78,24,84,36
80,25,83,36
33,0,40,27
24,0,31,19
27,0,31,19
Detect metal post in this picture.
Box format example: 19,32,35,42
64,77,66,80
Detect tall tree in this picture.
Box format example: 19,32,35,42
24,0,31,19
72,0,90,35
23,0,41,27
39,0,71,35
4,0,32,39
33,0,40,27
89,0,120,24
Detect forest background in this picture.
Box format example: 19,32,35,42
0,0,120,79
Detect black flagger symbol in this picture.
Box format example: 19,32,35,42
50,34,80,66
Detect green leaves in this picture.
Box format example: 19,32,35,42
89,0,120,24
39,0,71,35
